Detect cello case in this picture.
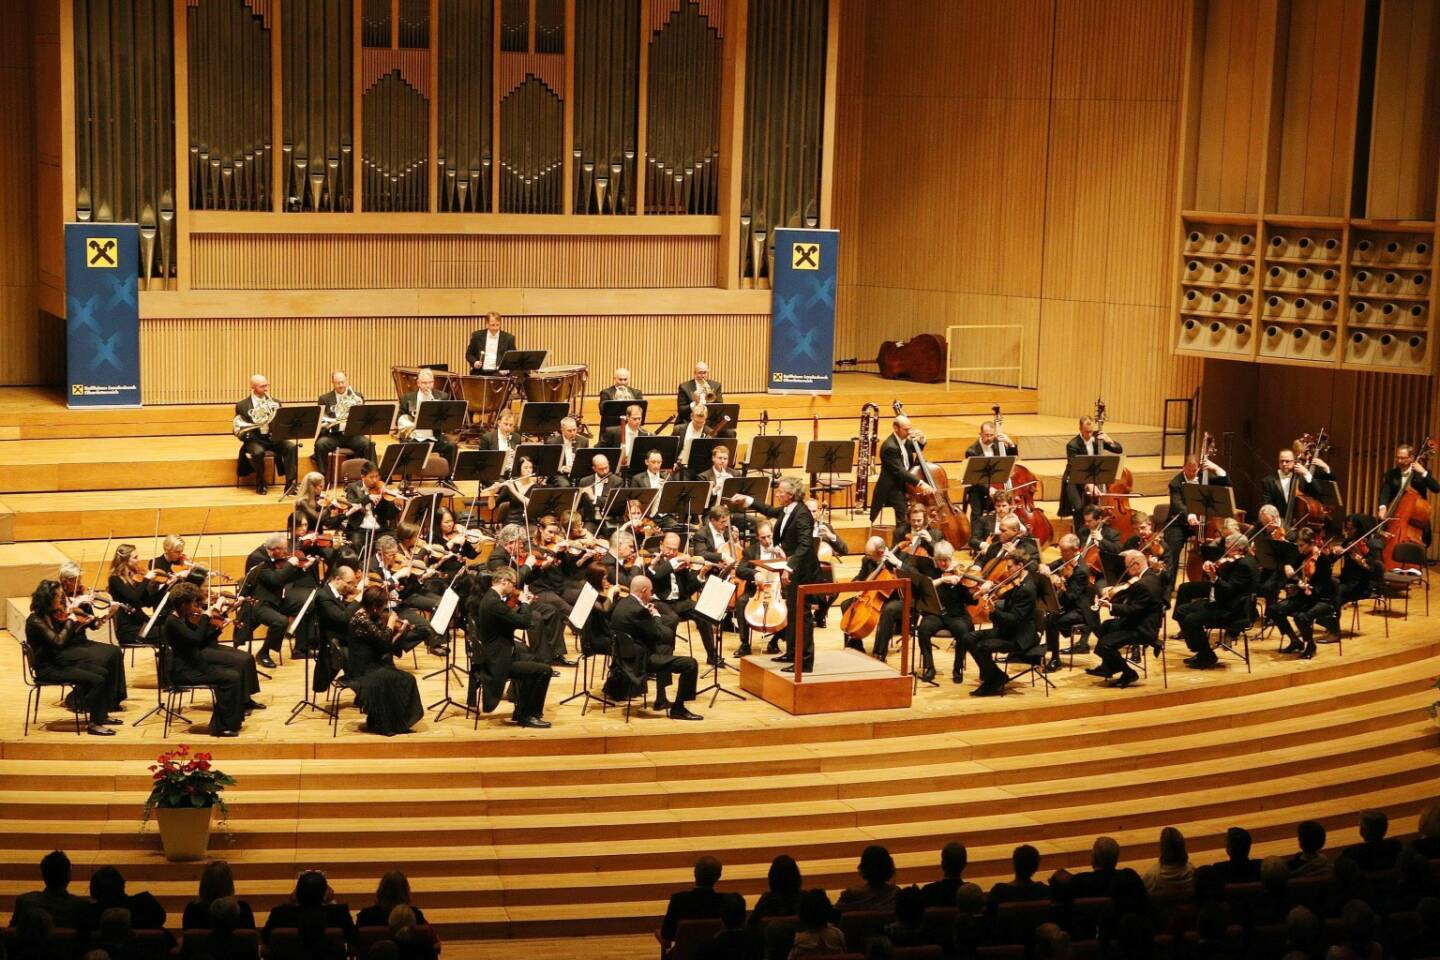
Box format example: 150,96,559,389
878,334,947,384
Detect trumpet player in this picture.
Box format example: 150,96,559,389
676,361,724,422
395,367,458,474
1086,550,1164,688
234,374,297,496
314,370,376,472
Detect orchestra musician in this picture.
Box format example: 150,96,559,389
1166,453,1230,598
1268,527,1340,660
25,580,122,735
673,403,712,473
580,454,624,531
731,477,817,673
346,585,425,736
373,534,445,656
1122,514,1169,581
600,404,651,471
163,583,252,737
487,524,570,665
915,541,976,684
1076,506,1123,586
870,415,932,540
648,531,721,665
1337,514,1385,607
293,472,341,536
842,537,918,661
598,367,643,404
697,446,737,510
55,564,129,709
969,491,1029,554
545,416,590,485
152,534,193,578
483,454,540,527
314,370,377,471
808,497,847,628
396,368,459,474
465,312,516,373
242,533,311,668
634,448,668,491
1086,550,1163,689
106,544,158,649
959,549,1039,698
1261,446,1330,517
895,503,943,575
963,420,1019,522
234,374,297,496
609,575,704,720
1061,415,1124,528
1040,533,1096,662
343,461,406,541
1251,504,1292,612
733,519,782,657
1377,443,1440,538
312,566,362,692
1175,532,1259,670
480,409,522,470
677,361,724,421
467,568,553,729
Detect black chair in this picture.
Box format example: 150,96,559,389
602,628,653,723
19,641,86,735
1208,597,1258,672
325,635,354,738
181,928,261,959
561,618,612,715
159,644,218,737
1383,542,1430,618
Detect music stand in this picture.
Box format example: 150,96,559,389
1068,454,1123,492
415,399,468,442
722,475,771,507
705,403,740,433
525,487,579,526
657,481,711,526
630,435,679,475
1310,478,1344,522
572,446,622,483
452,449,507,519
379,440,433,491
604,487,660,523
684,438,739,477
1254,536,1299,575
805,439,856,504
961,456,1016,489
514,443,563,480
518,401,569,440
267,405,322,500
599,399,646,432
342,403,398,443
745,435,797,478
1181,483,1237,524
498,349,546,374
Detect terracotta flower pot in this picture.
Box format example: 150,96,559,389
156,805,214,862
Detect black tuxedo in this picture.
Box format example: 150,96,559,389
870,433,923,531
313,389,376,470
598,384,644,405
676,378,724,420
843,555,919,659
610,594,698,705
312,584,360,689
963,438,1019,520
963,573,1039,687
579,472,624,528
1043,559,1097,658
1260,470,1317,515
234,394,297,491
242,551,304,653
1094,569,1164,677
1061,432,1124,521
466,328,516,372
1177,555,1259,664
467,589,551,720
600,424,651,470
1076,523,1123,585
648,556,717,661
751,499,818,666
398,389,458,474
1378,466,1440,514
1166,470,1230,589
917,570,977,679
545,432,591,484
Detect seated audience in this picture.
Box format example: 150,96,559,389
836,845,899,914
699,894,754,960
195,897,261,960
1289,820,1332,878
1251,856,1293,927
1340,809,1403,872
1327,900,1383,960
90,906,139,960
882,886,926,946
263,870,354,959
1211,826,1263,885
182,861,256,931
79,866,166,935
386,905,438,960
920,841,968,909
356,871,429,929
9,850,89,930
1033,921,1073,960
1411,803,1440,859
8,907,55,960
1282,905,1322,960
749,854,803,932
1392,849,1439,912
660,856,744,951
789,889,845,958
1143,827,1196,896
987,844,1049,917
1064,835,1148,910
951,883,986,957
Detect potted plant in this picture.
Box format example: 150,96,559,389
142,745,234,862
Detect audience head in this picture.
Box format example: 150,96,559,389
1226,826,1253,862
1091,836,1120,871
895,885,925,927
99,906,133,941
1419,803,1440,841
941,841,968,878
13,903,54,944
209,896,241,934
1012,844,1041,881
719,893,745,931
955,882,984,916
1158,827,1188,867
798,888,833,930
858,844,896,887
693,855,722,888
767,854,802,897
1296,819,1326,854
1358,809,1388,843
90,865,126,903
387,904,417,941
376,870,412,910
1261,855,1290,891
1284,905,1319,951
295,870,328,907
39,849,71,891
1033,922,1073,960
1340,899,1378,947
199,860,237,902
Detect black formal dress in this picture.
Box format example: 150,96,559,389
346,609,423,735
465,328,516,372
313,389,377,470
610,595,699,706
107,574,158,647
162,613,247,734
468,589,552,721
23,614,113,722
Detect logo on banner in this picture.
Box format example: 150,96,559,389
791,242,820,270
86,238,119,268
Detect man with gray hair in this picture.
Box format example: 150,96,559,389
242,532,309,667
1176,532,1259,670
545,415,590,484
52,563,130,710
917,541,977,683
609,575,702,720
1088,550,1163,688
731,476,819,672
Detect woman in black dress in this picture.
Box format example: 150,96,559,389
347,587,424,736
162,583,250,737
24,580,120,735
106,544,160,648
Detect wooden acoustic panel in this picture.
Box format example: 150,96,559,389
1367,0,1440,221
188,233,720,288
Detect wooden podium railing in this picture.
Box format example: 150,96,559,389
791,577,912,683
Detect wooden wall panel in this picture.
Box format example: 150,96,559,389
188,234,720,289
139,313,769,404
1051,0,1184,102
1272,0,1365,217
1189,0,1273,213
1367,0,1440,220
0,0,45,386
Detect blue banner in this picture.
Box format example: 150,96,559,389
768,227,838,394
64,223,142,408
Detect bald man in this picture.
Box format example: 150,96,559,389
234,374,297,496
466,311,516,373
870,415,933,541
599,367,644,404
677,361,724,421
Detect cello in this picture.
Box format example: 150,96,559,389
1380,437,1436,572
991,404,1053,547
838,550,901,640
891,400,972,549
1092,398,1136,543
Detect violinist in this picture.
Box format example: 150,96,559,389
977,514,1039,570
434,508,486,579
24,579,121,735
1377,443,1440,536
486,524,571,666
609,575,704,720
466,568,553,729
1123,514,1170,580
242,533,312,668
314,370,377,471
293,472,346,536
1041,534,1097,662
544,416,590,486
1077,506,1123,586
107,544,158,649
313,565,362,691
373,534,445,657
55,564,129,709
527,521,589,665
580,454,623,531
960,548,1039,698
152,535,193,580
648,532,719,665
1269,528,1339,659
841,537,917,661
578,563,617,657
963,420,1019,522
395,367,458,474
601,530,645,591
870,415,932,540
1061,415,1124,528
343,461,405,540
346,585,425,736
1261,447,1326,517
1337,514,1385,607
730,476,818,673
969,491,1029,554
1251,504,1294,611
808,497,847,628
1176,533,1259,670
163,583,252,737
916,541,977,684
895,504,943,575
1087,550,1164,688
618,498,663,543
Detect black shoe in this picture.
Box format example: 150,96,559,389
1046,657,1061,672
87,725,117,736
256,484,268,496
1300,644,1316,660
1063,641,1091,655
257,654,277,669
814,616,828,629
969,682,1004,697
516,716,552,729
651,697,672,712
919,667,936,683
780,663,812,674
427,646,447,657
552,657,577,667
951,672,963,684
1277,640,1302,654
1084,666,1112,678
244,700,266,711
734,645,752,657
1188,656,1220,670
212,728,240,738
706,656,721,667
96,717,123,726
669,706,704,721
772,654,793,663
764,643,781,655
1114,668,1140,688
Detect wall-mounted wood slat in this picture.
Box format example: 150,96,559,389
186,0,272,212
138,312,767,403
1366,0,1440,221
188,233,719,288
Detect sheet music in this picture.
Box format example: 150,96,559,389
569,582,599,631
695,576,737,622
432,588,461,635
286,588,317,637
140,591,171,640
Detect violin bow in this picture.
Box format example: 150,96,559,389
149,509,161,571
93,531,115,595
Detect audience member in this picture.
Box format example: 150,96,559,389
195,897,260,960
1289,821,1332,878
386,905,438,960
1033,921,1073,960
836,845,899,913
749,855,803,933
1065,835,1148,914
1252,856,1293,927
987,844,1048,917
660,856,743,949
951,882,986,957
1392,849,1439,912
1283,905,1322,960
882,886,926,947
1211,827,1263,885
182,861,256,931
700,894,755,960
262,870,353,959
8,906,55,960
357,872,428,928
9,850,89,930
1187,901,1233,958
90,907,139,960
79,867,166,935
789,889,845,959
1411,804,1440,859
1143,827,1196,896
1326,900,1383,960
920,841,968,909
366,942,400,960
1340,810,1403,872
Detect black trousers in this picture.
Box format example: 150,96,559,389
1177,599,1234,658
648,647,699,704
779,578,814,669
657,597,717,661
173,660,246,734
314,431,376,473
961,628,1021,686
507,659,554,720
1096,621,1146,676
241,435,297,487
252,604,291,653
202,645,261,698
1045,607,1097,653
917,612,972,675
1163,526,1190,597
69,639,127,709
37,661,110,723
1271,593,1336,643
869,598,907,659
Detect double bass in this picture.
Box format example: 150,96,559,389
1092,398,1136,543
991,404,1053,547
892,400,971,549
1288,429,1333,532
1380,437,1436,572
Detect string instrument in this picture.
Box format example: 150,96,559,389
878,333,947,383
1081,537,1105,579
992,404,1052,547
892,400,971,549
855,403,881,511
968,557,1028,625
1092,573,1138,612
1380,436,1437,571
838,552,900,639
744,556,789,634
1289,429,1333,531
1092,398,1136,543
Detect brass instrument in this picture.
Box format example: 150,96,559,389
320,389,363,432
855,402,881,511
233,392,278,438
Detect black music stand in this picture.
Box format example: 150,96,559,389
961,456,1016,489
1180,483,1237,524
514,443,563,480
722,475,771,504
599,399,646,432
630,436,679,475
684,437,739,476
806,439,856,504
379,440,433,491
705,403,740,434
745,435,797,478
454,449,507,521
415,399,468,443
605,487,660,525
492,349,547,426
342,402,398,444
1069,455,1123,492
572,446,622,483
1309,478,1344,521
526,487,579,526
657,480,711,526
267,405,322,500
1255,536,1300,579
518,401,569,440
